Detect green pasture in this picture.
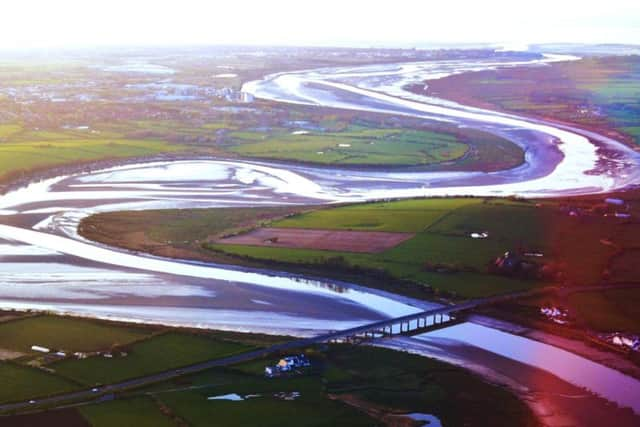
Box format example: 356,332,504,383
0,315,151,354
52,333,253,385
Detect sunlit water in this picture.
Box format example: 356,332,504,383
0,56,638,415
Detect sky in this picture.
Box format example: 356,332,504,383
1,0,639,49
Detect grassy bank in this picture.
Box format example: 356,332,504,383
80,198,549,298
422,55,640,147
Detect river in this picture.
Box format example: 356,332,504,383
0,54,639,421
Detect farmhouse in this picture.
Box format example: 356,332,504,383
265,354,312,377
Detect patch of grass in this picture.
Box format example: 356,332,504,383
0,315,152,354
228,126,470,166
79,206,299,253
52,333,253,385
0,137,182,182
428,202,550,248
276,198,481,232
0,123,22,138
79,397,174,427
568,288,640,332
0,362,77,403
621,126,640,144
158,382,371,427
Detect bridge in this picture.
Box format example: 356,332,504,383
0,286,552,414
318,287,546,343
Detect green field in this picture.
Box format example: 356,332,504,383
0,315,152,354
275,198,478,232
156,374,372,427
52,332,253,385
0,123,184,182
568,288,640,332
0,362,77,403
79,397,174,427
227,126,470,165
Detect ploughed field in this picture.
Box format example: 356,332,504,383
215,227,414,253
0,312,537,427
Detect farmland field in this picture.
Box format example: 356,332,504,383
273,198,477,232
0,315,152,354
0,362,77,403
206,198,550,297
215,227,415,253
52,332,253,385
227,126,470,166
79,397,173,427
0,125,183,183
568,288,640,332
82,197,552,298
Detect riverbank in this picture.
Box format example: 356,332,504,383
380,332,640,427
412,55,640,151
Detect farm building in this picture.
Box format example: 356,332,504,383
265,354,311,377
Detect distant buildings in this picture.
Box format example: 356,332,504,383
240,91,255,103
597,333,640,353
540,306,570,325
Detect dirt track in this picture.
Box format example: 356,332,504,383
216,227,414,253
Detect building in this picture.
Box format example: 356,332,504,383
31,345,50,353
265,354,311,377
240,91,255,103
